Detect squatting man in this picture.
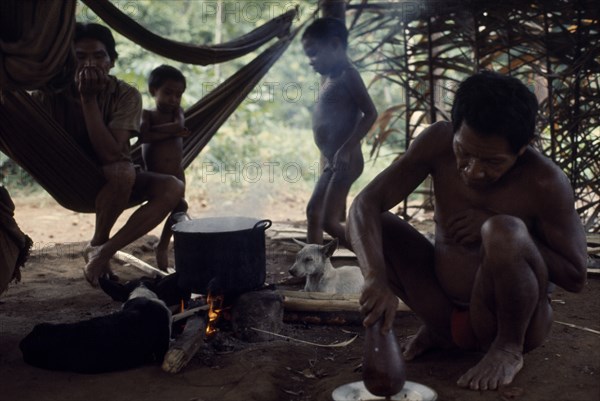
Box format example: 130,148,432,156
347,71,587,391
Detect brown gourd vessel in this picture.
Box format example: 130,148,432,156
362,318,406,397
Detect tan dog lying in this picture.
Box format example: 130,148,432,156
289,238,364,294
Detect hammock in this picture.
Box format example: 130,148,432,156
0,0,298,213
0,0,76,91
0,0,296,90
0,37,294,212
83,0,295,65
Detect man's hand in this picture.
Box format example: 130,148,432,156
77,65,107,100
447,209,494,245
359,275,399,333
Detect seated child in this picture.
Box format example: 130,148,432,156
301,18,377,249
140,65,190,271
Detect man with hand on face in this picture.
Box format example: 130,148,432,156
34,23,183,287
347,71,588,391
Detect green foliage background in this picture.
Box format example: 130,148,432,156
72,0,394,203
0,1,407,210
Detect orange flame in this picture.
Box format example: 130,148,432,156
205,293,224,338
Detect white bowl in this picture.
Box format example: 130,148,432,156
331,380,438,401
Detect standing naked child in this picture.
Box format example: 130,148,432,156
302,18,377,249
140,65,190,271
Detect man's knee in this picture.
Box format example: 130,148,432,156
481,215,531,262
381,212,403,233
164,176,185,206
174,198,188,214
482,215,528,245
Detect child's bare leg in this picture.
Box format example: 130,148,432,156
154,219,171,271
321,175,353,248
322,152,363,249
306,168,334,244
154,199,188,271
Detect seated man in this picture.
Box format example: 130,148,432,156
34,23,183,287
347,71,588,391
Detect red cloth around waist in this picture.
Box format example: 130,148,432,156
451,307,479,350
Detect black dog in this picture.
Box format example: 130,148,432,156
19,285,172,373
98,272,191,308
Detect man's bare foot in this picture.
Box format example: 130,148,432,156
402,325,454,361
83,242,100,263
83,242,119,281
83,247,111,288
457,346,524,390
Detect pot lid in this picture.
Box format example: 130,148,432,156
172,216,268,233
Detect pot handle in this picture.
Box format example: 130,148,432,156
253,219,272,231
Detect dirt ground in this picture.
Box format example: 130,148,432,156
1,195,599,401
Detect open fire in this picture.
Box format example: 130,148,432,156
205,293,224,338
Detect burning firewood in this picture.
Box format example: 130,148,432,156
171,305,209,323
162,314,206,374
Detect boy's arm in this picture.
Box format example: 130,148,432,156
139,109,170,143
150,122,183,133
153,107,186,133
334,68,377,168
139,109,189,143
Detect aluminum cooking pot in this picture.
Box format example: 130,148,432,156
172,216,272,295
